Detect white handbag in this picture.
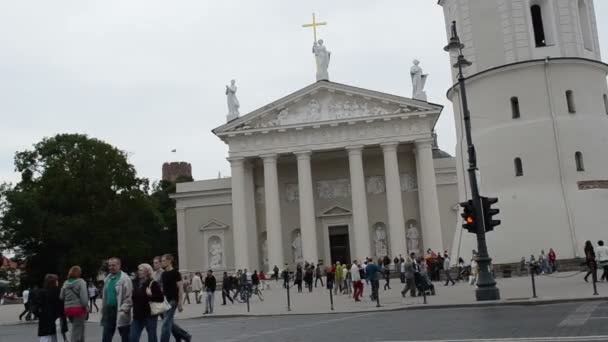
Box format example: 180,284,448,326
148,281,171,316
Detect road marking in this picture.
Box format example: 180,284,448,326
380,336,608,342
558,302,601,327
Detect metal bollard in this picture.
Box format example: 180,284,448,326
329,287,334,311
286,283,291,311
247,289,250,312
530,267,537,298
422,285,427,304
593,266,599,296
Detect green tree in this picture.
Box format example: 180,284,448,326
0,134,164,285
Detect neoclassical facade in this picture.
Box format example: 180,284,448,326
173,81,459,272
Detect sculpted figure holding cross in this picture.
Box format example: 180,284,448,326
303,13,330,81
313,40,331,81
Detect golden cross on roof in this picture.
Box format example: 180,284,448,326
302,13,327,42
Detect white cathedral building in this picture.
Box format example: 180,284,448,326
173,0,608,273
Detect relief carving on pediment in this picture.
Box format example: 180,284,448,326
249,93,414,129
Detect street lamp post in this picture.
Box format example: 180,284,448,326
444,21,500,301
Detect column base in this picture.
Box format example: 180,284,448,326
475,286,501,301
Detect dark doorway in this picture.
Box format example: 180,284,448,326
329,225,351,264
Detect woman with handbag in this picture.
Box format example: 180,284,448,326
60,266,89,342
130,263,165,342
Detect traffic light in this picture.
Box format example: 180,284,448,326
481,196,501,232
460,200,476,233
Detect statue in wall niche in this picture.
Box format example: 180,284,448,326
292,232,303,262
374,224,388,257
209,237,223,269
406,223,420,255
226,79,240,121
410,59,428,102
313,39,331,81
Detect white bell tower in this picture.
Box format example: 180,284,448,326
439,0,608,263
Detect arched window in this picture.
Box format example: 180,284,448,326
531,5,546,47
575,152,585,172
514,158,524,177
579,0,593,51
603,94,608,115
566,90,576,114
511,97,521,119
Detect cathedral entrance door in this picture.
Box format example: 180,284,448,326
329,225,351,264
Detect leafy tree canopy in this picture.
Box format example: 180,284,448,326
0,134,166,285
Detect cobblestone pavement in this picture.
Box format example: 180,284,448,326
2,302,608,341
1,272,607,326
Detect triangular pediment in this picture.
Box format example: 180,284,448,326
199,219,229,231
319,205,352,217
214,81,442,135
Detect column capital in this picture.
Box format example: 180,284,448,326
294,150,313,160
261,153,278,162
227,157,245,165
415,139,434,150
380,142,399,152
345,145,364,154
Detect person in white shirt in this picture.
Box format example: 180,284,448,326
18,288,30,321
595,240,608,281
191,273,203,304
350,261,363,302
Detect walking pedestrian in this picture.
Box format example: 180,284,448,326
204,270,216,315
221,272,234,305
584,241,597,283
401,254,417,298
160,254,192,342
152,257,163,283
61,266,89,342
295,265,303,293
344,265,352,295
366,258,381,301
191,273,203,304
469,258,479,286
182,280,191,305
101,258,132,342
548,248,557,273
383,261,391,291
19,287,32,321
315,263,324,287
36,274,65,342
351,261,363,302
129,263,164,342
273,265,279,282
335,262,344,295
595,241,608,281
88,282,99,313
443,252,456,286
304,267,313,292
281,265,291,289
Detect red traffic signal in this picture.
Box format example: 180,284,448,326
460,200,476,233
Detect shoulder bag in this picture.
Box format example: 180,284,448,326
148,280,171,316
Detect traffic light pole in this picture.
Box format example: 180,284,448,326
456,50,501,302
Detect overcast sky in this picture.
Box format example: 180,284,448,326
1,1,607,184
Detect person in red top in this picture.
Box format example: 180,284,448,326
548,248,557,273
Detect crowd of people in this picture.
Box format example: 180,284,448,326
26,254,198,342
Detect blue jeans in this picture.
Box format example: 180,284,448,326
129,317,158,342
160,301,190,342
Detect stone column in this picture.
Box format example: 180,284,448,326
295,151,319,263
414,140,444,252
262,154,285,269
229,157,250,270
244,161,259,270
176,208,188,271
346,146,371,259
381,143,407,257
